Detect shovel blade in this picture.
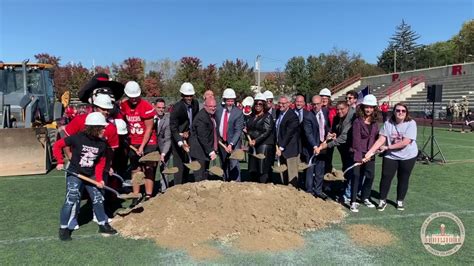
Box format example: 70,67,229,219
139,151,161,162
209,166,224,177
162,167,179,174
131,171,146,185
272,164,287,173
229,149,245,160
118,192,142,199
185,161,201,171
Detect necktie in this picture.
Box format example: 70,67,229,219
299,109,303,123
223,110,229,142
318,112,325,142
187,106,193,128
211,116,218,151
276,113,284,142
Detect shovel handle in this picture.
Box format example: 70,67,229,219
63,169,122,197
246,134,252,142
129,145,139,154
218,140,228,150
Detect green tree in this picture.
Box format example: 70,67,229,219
378,20,420,72
284,56,308,95
452,20,474,62
217,59,254,98
175,57,204,96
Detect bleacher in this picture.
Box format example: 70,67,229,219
331,63,474,118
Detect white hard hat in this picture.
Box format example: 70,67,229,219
319,88,331,97
242,96,254,107
263,90,274,100
254,93,266,102
222,88,236,99
115,119,128,135
180,82,195,96
85,112,108,126
93,94,114,109
124,81,141,98
362,94,377,106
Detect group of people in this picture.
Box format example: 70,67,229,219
447,96,472,132
53,74,420,241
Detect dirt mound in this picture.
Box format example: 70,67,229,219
345,224,396,247
112,181,346,260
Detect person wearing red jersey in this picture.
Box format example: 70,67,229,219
120,81,157,204
54,112,118,241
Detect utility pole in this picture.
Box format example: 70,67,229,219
256,55,261,92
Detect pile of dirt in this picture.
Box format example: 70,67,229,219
345,224,396,247
112,181,346,260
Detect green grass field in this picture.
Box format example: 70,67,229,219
0,126,473,265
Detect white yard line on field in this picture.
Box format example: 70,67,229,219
0,234,100,245
346,209,474,222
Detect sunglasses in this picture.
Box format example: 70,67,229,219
346,97,355,100
255,103,264,106
395,109,407,113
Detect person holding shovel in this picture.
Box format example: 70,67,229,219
120,81,157,205
189,97,219,181
349,95,379,212
275,95,301,187
216,88,244,181
53,112,118,241
247,93,275,183
303,95,330,199
170,82,199,185
364,103,417,211
154,98,172,192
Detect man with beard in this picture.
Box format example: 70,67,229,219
169,82,200,185
120,81,157,205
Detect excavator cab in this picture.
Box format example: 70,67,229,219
0,61,63,176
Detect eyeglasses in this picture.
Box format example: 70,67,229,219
278,102,288,105
346,97,354,100
255,103,264,106
395,109,407,113
312,102,321,106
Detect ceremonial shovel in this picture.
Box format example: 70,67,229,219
245,134,266,159
63,169,141,199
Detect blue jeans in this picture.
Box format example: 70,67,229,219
60,174,107,228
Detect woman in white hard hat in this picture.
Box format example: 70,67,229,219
53,112,118,241
246,93,275,183
349,94,379,212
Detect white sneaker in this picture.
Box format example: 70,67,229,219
363,199,375,208
397,201,405,211
343,196,351,205
377,200,387,211
350,202,359,213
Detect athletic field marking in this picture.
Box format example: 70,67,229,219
0,234,100,245
0,175,64,181
346,210,474,222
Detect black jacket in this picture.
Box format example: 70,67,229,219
275,109,300,158
170,99,199,144
189,109,216,161
247,112,275,146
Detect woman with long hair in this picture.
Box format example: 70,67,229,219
246,93,275,183
350,95,379,212
364,103,418,211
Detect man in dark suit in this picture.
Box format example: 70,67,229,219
275,95,300,187
154,98,171,192
264,90,277,120
304,95,330,200
294,94,308,189
189,97,218,181
216,88,244,181
169,82,199,185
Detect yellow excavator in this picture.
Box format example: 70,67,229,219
0,60,64,177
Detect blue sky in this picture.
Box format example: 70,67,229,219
0,0,472,71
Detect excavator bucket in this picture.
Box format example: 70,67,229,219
0,127,52,177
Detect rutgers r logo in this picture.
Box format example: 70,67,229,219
420,212,465,256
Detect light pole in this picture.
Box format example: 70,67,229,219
255,55,261,92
